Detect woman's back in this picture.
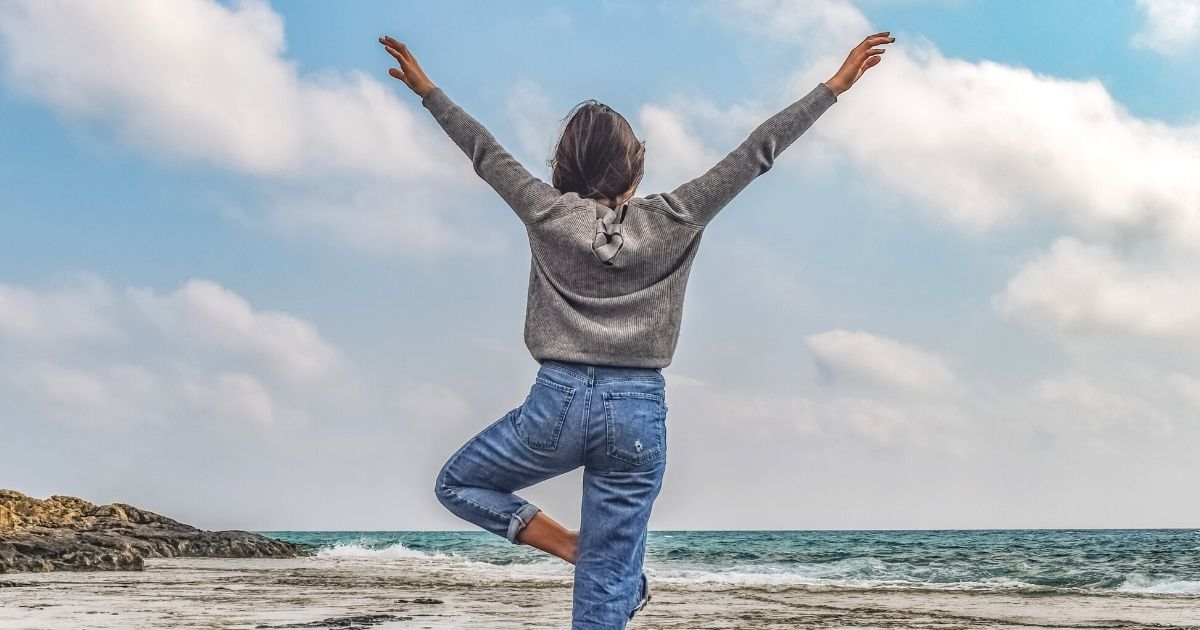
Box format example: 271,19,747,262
523,193,707,368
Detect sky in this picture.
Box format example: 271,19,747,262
1,0,1198,531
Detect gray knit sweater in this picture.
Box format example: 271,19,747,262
421,82,838,368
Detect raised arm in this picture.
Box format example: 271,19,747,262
657,31,895,227
379,36,559,225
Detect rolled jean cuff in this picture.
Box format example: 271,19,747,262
507,503,542,544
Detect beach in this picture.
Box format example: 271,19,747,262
2,530,1199,629
2,556,1199,629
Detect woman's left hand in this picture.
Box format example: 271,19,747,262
379,35,437,98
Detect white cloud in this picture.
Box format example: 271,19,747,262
128,279,343,383
187,372,278,425
997,237,1200,341
388,381,475,427
1133,0,1200,55
507,79,560,171
0,0,512,256
1033,374,1147,420
0,277,345,426
816,395,914,442
804,329,957,392
0,275,116,344
1029,369,1177,440
11,359,286,429
667,380,961,447
0,276,486,433
17,362,129,417
0,0,447,179
796,41,1200,242
637,103,723,194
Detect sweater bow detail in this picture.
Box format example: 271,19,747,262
591,202,628,266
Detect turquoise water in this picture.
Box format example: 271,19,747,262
261,529,1200,596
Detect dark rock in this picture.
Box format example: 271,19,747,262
1,489,307,573
410,597,443,604
255,614,410,628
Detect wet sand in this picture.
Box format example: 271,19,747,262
2,557,1199,629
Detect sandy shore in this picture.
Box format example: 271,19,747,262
2,557,1199,629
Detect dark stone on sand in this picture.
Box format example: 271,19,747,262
255,614,411,628
0,489,306,573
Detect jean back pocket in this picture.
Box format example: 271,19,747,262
602,391,666,466
513,376,576,451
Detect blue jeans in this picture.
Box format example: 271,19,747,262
434,359,668,629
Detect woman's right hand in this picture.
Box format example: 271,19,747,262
379,35,437,98
825,32,895,96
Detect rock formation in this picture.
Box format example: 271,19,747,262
0,489,305,572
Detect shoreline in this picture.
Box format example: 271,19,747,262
3,557,1199,630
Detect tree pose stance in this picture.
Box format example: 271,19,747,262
379,30,893,629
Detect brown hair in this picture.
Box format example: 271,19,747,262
548,99,645,204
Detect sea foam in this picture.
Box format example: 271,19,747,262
1118,574,1200,595
315,541,436,560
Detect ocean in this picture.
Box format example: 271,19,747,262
266,528,1200,597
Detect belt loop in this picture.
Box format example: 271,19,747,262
587,365,595,386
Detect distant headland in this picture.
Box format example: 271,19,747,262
0,489,305,572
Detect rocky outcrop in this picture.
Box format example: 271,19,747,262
0,489,305,573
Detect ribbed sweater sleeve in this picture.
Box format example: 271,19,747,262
421,86,561,224
662,82,838,227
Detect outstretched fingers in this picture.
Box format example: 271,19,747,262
854,33,893,68
382,45,408,66
379,35,414,85
379,35,414,62
861,48,886,63
859,32,893,48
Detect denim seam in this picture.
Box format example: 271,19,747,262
607,391,664,402
596,376,665,385
581,379,592,461
535,375,577,393
541,364,588,383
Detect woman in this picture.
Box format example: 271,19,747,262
380,31,893,629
